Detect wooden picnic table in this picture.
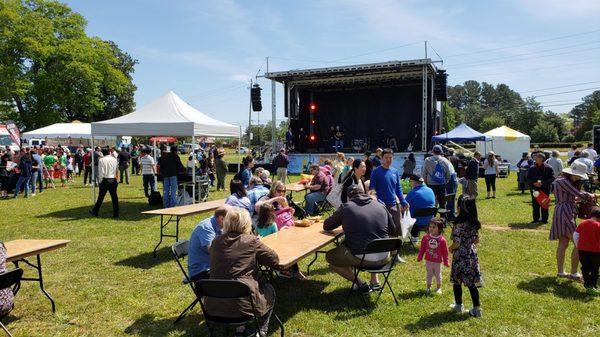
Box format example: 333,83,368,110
261,222,343,270
5,239,70,313
285,183,308,193
141,198,226,257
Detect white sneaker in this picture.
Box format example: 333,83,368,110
31,193,36,196
449,303,464,313
425,288,431,295
435,288,442,295
469,307,482,318
396,255,406,263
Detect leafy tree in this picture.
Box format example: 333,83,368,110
0,0,137,130
480,115,504,132
512,97,543,133
569,90,600,140
531,120,559,143
442,102,457,130
539,111,567,140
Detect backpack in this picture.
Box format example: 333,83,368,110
430,159,446,185
148,191,163,206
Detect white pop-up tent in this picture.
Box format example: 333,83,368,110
91,91,241,203
22,121,114,142
476,126,530,166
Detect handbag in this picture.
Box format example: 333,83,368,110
326,175,352,209
274,207,295,230
532,190,551,209
400,210,416,239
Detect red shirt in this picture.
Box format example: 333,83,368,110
417,234,449,266
575,219,600,253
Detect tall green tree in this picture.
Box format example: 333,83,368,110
0,0,137,129
569,90,600,140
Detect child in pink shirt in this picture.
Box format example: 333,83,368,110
417,218,450,294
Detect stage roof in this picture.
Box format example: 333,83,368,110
265,59,438,87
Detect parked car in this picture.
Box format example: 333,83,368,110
236,146,249,154
178,143,200,154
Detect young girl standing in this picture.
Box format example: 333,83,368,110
449,195,483,317
417,218,449,295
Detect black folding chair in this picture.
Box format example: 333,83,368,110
440,193,456,222
171,240,199,324
314,198,334,216
348,238,403,307
0,268,23,337
195,279,284,337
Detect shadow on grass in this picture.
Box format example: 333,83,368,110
396,289,429,301
39,201,153,222
517,276,591,301
508,222,545,230
114,246,172,269
124,313,200,337
505,191,528,197
405,310,469,332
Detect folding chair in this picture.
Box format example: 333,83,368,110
348,238,403,307
0,268,23,337
409,207,438,248
195,279,284,337
440,193,456,222
314,198,334,216
171,240,199,324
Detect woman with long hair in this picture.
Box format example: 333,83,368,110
225,179,252,213
401,152,416,180
340,159,368,203
483,151,499,199
551,161,593,280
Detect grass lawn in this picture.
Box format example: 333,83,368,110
1,170,599,337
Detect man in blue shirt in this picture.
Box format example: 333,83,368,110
188,205,230,282
369,148,409,236
240,156,254,188
405,173,436,242
31,147,44,194
247,177,270,216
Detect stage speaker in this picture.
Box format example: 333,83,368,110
593,125,600,151
435,69,447,101
251,84,262,111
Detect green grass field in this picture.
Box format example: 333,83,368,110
1,170,599,337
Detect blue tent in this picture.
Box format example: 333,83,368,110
431,123,490,142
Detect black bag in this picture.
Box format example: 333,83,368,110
148,191,163,206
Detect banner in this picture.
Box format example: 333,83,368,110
5,120,20,145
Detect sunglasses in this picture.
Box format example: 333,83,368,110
276,189,286,193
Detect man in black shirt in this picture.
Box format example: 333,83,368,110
117,147,131,184
527,153,555,224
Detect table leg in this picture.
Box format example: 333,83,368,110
153,215,166,257
14,255,57,313
153,215,180,257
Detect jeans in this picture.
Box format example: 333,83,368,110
304,191,325,215
14,175,31,198
143,174,156,197
119,167,130,184
163,175,178,208
484,174,496,192
30,170,41,194
84,166,92,185
92,178,119,217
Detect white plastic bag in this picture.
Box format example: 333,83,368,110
400,210,416,240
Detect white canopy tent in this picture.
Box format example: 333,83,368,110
476,126,530,166
22,121,114,143
91,91,241,204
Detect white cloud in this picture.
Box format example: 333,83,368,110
515,0,600,20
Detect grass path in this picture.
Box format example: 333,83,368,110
0,173,598,336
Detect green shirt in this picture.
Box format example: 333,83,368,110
43,155,56,166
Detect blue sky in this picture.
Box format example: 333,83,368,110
64,0,600,126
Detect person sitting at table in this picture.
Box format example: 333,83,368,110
0,241,15,318
323,185,396,293
205,207,280,337
247,177,270,217
304,164,331,215
256,203,278,237
188,205,231,282
225,179,252,213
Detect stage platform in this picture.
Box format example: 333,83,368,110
287,152,425,174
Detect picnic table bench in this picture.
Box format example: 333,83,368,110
142,199,226,257
5,239,70,312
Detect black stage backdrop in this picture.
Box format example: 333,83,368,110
291,83,432,152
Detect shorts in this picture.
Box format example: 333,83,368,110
326,244,389,268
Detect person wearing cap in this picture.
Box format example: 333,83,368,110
272,148,289,183
551,161,594,280
526,152,555,224
483,151,499,199
405,173,436,241
545,150,563,178
422,145,452,208
323,185,396,293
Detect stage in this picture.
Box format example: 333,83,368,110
286,152,426,174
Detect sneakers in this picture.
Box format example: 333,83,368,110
469,307,482,318
449,303,464,313
426,288,431,295
435,288,442,295
370,282,382,291
396,256,406,264
352,282,372,294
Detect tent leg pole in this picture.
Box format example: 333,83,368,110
91,136,96,204
192,135,196,204
238,126,242,172
153,138,158,187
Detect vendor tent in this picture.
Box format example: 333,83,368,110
22,121,113,140
91,91,239,137
476,126,530,165
431,123,490,142
149,136,177,143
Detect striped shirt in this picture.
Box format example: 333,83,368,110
140,155,155,175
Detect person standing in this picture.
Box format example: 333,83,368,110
130,145,140,176
91,148,120,218
93,146,103,186
369,149,409,237
31,148,43,195
527,153,555,224
83,149,92,186
74,147,83,177
364,151,374,179
139,148,156,197
285,127,293,150
158,145,185,208
401,152,416,179
546,150,564,178
215,149,228,191
422,145,451,209
517,152,533,194
13,150,32,198
463,151,481,198
551,161,593,280
574,206,600,294
372,148,383,168
43,149,57,189
483,151,499,199
239,156,254,188
117,147,131,185
272,149,289,183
